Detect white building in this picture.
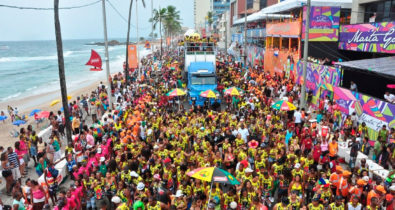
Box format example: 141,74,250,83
194,0,212,33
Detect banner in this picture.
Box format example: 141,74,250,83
264,49,299,75
247,45,265,66
302,6,340,41
338,21,395,54
266,21,301,37
333,87,395,140
128,45,138,69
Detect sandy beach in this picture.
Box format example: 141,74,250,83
0,71,122,149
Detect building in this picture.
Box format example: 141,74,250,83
194,0,211,33
351,0,395,24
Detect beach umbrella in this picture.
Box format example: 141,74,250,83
187,167,240,185
271,100,296,111
13,120,26,126
224,87,241,96
187,167,240,210
0,116,7,121
38,111,50,119
166,88,186,97
200,90,217,98
67,95,72,100
29,109,41,117
50,99,60,106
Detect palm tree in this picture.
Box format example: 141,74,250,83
163,5,182,47
54,0,72,144
125,0,145,83
150,7,167,61
207,11,214,34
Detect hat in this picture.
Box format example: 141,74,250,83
100,157,105,162
295,163,301,169
342,170,352,177
389,185,395,191
376,185,386,194
335,165,343,172
387,194,394,202
111,196,121,204
137,182,145,191
245,168,253,173
163,157,172,164
230,201,238,209
248,140,259,149
130,171,139,178
153,145,159,150
357,179,366,186
154,174,161,180
362,176,370,182
175,190,183,198
97,148,102,154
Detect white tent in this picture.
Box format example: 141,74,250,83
184,29,196,37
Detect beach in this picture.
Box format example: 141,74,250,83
0,75,114,149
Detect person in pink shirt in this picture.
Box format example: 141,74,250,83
53,191,69,210
14,141,27,177
66,188,77,210
86,131,95,147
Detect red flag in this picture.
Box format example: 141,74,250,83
86,50,102,71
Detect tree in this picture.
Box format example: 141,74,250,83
207,11,214,33
163,5,182,47
139,37,145,42
150,7,167,60
54,0,72,144
125,0,145,83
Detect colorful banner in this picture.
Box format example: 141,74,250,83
338,21,395,54
247,45,265,66
266,21,301,37
127,45,138,69
296,61,342,95
333,87,395,140
302,6,340,41
264,49,299,76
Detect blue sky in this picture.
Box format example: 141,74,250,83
0,0,194,41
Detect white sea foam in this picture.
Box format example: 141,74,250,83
0,51,73,63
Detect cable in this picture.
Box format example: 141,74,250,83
106,0,151,30
0,0,101,10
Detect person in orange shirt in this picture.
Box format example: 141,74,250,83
337,170,351,198
348,179,366,200
330,165,343,195
367,185,386,206
328,139,338,160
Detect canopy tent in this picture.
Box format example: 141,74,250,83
336,56,395,100
260,0,352,14
233,13,293,25
336,57,395,79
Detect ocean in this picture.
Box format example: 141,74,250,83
0,39,139,102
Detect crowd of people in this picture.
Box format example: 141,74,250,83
1,47,395,210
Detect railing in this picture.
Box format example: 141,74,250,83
184,42,216,53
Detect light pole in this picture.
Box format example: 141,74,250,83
101,0,112,108
244,0,247,67
136,0,140,80
300,0,311,108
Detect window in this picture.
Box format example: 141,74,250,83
191,75,216,85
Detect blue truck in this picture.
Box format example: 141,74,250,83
184,41,218,106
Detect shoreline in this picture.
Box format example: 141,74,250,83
0,70,122,149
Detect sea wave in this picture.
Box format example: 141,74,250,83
0,51,73,63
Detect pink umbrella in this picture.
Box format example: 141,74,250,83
38,111,50,119
387,84,395,89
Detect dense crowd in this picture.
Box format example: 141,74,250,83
1,48,395,210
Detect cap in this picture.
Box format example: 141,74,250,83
153,145,159,150
355,178,365,185
390,185,395,191
295,163,301,169
111,196,121,204
100,157,105,162
336,165,343,172
175,190,183,198
137,182,145,191
230,201,238,209
130,171,139,178
376,185,386,194
163,157,172,164
387,194,394,202
362,176,370,182
342,170,352,177
245,168,253,173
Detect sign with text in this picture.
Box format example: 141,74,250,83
338,21,395,54
266,21,301,37
127,45,138,69
302,6,340,41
